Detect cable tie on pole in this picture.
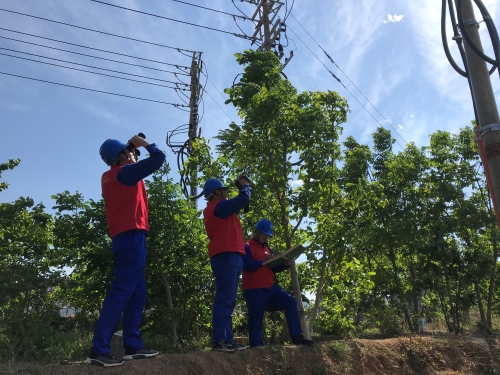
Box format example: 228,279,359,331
462,18,479,28
477,123,500,138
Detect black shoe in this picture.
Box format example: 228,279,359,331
291,335,314,346
229,342,246,351
211,341,236,352
85,352,124,367
122,348,159,360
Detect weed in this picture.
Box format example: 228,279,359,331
326,340,351,362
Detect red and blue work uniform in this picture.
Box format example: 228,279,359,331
91,143,165,356
203,185,250,345
242,238,302,347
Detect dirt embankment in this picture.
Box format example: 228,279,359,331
2,336,499,375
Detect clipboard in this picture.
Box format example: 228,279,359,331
262,244,306,268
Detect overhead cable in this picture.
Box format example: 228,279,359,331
0,35,190,76
0,27,190,71
0,46,188,85
455,0,500,68
201,86,236,124
171,0,250,21
0,71,189,107
288,14,408,148
0,52,187,90
90,0,256,41
0,8,199,53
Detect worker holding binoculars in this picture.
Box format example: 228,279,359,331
86,134,165,367
202,175,251,352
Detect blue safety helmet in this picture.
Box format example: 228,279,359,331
255,218,273,237
203,178,227,198
100,139,128,166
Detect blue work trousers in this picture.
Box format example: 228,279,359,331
210,252,243,344
92,230,147,355
243,285,302,347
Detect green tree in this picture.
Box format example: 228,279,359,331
144,163,212,341
0,159,20,193
213,50,349,338
0,196,58,362
51,191,112,325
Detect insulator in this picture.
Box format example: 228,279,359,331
278,44,284,53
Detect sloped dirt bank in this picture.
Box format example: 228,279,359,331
2,336,499,375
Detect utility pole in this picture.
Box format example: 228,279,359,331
167,53,203,203
239,0,306,339
188,52,202,204
459,0,500,221
242,0,288,59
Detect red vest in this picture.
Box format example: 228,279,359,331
102,165,149,238
203,200,245,258
242,238,275,290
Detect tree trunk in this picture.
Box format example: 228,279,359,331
289,262,310,339
164,277,178,341
388,246,415,332
155,259,178,341
474,282,487,323
487,238,498,329
308,259,327,335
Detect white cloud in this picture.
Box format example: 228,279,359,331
383,14,404,23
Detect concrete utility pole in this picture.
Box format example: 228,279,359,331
188,52,202,205
459,0,500,221
240,0,306,339
242,0,284,56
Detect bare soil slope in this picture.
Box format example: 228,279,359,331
3,336,499,375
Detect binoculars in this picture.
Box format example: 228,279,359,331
234,174,252,190
126,132,146,157
235,174,251,213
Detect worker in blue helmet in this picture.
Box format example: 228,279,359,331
86,135,165,367
202,175,251,352
241,219,313,347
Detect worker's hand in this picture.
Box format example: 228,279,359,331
264,254,275,261
129,135,149,148
238,176,250,187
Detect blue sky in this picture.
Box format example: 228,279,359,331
1,0,499,208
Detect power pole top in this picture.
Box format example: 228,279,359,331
241,0,284,52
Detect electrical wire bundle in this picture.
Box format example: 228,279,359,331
441,0,500,123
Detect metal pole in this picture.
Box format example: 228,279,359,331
459,0,500,223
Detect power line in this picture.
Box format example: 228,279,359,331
289,13,405,136
0,71,189,107
199,62,236,123
287,16,408,148
0,8,199,53
283,0,295,23
0,52,187,91
0,46,188,85
201,87,236,124
90,0,255,41
0,27,191,72
0,35,189,76
230,0,262,48
231,0,257,26
171,0,250,21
